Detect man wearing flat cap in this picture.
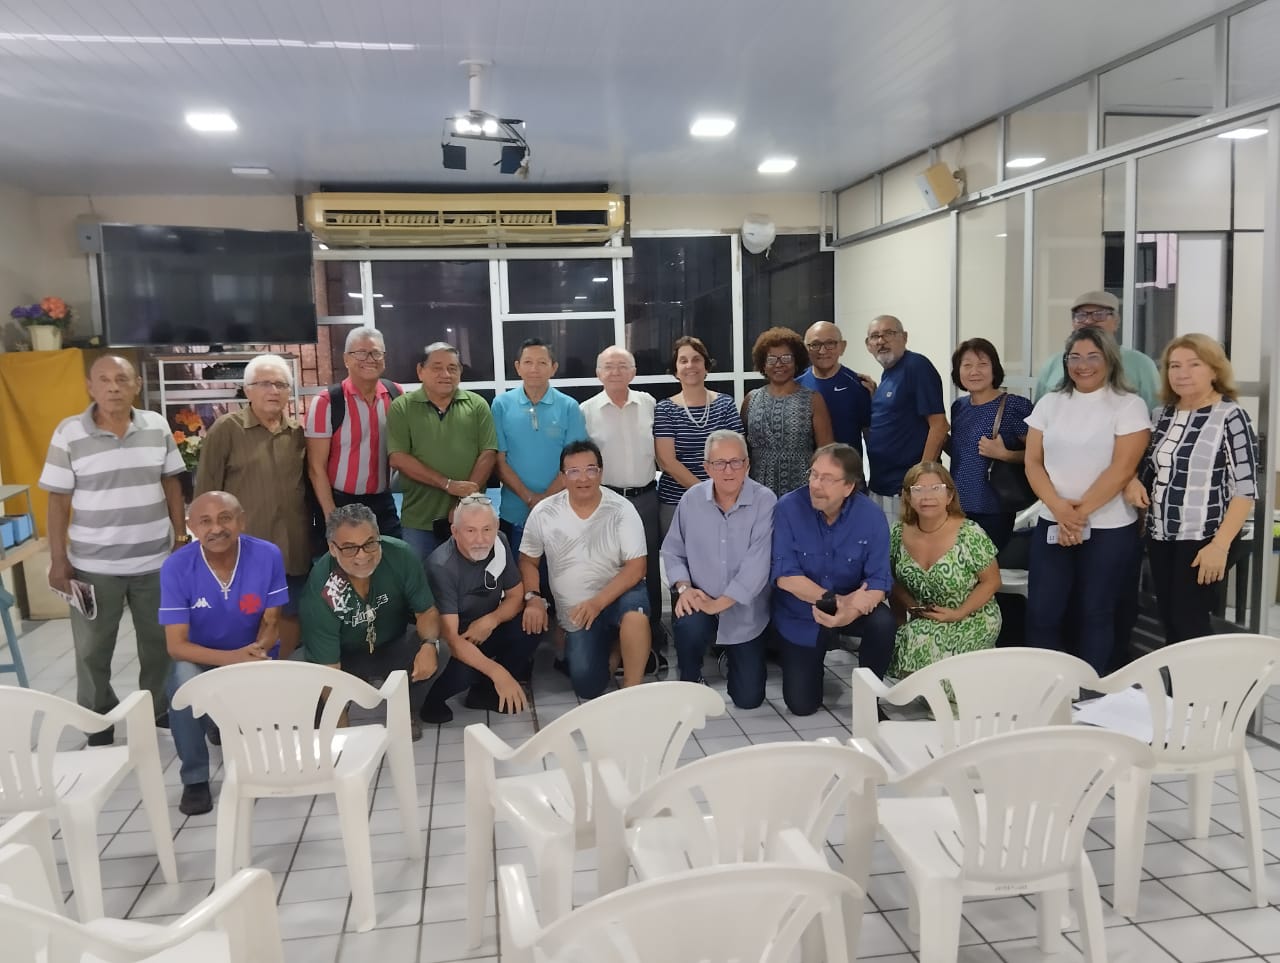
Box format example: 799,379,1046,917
1033,290,1159,407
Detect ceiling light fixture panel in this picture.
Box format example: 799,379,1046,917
1217,127,1267,140
186,110,237,133
691,116,736,137
758,157,796,174
1005,156,1046,169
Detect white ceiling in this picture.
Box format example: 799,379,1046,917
0,0,1253,197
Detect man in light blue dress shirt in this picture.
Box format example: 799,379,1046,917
661,430,776,708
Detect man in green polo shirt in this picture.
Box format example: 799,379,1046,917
387,341,498,564
300,503,440,740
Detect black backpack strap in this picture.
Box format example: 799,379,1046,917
328,384,346,432
381,378,403,400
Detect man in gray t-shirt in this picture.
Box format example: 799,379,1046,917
419,495,542,724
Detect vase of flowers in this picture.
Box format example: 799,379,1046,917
10,297,73,351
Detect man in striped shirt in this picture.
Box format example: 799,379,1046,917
39,355,187,744
305,326,403,539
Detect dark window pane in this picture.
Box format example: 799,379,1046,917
554,384,606,404
624,236,733,376
507,259,613,313
319,262,363,317
463,387,495,404
741,235,834,357
369,261,494,383
503,318,614,379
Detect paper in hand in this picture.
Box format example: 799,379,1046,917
51,579,97,620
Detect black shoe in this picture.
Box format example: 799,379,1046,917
179,781,213,816
87,726,114,747
647,651,669,677
464,686,501,713
418,700,454,725
154,712,170,730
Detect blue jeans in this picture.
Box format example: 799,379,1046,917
779,606,897,716
564,582,650,699
166,660,218,786
1026,520,1140,674
400,526,442,567
673,611,766,709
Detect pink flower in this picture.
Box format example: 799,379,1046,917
41,297,68,320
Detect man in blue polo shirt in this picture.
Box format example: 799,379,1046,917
771,444,896,716
159,491,288,816
863,315,948,526
491,338,589,550
798,321,873,449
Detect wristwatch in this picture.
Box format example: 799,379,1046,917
675,583,691,595
524,590,545,604
174,534,192,546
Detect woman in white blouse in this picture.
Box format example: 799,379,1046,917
1023,328,1151,673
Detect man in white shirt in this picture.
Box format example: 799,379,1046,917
579,345,665,652
520,440,651,699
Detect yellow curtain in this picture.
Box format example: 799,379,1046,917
0,348,90,534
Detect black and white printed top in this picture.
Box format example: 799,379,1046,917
1138,399,1258,542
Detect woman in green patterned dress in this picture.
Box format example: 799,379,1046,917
888,462,1001,677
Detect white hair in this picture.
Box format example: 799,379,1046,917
243,353,292,386
704,429,748,461
344,326,385,352
596,345,636,369
454,497,499,524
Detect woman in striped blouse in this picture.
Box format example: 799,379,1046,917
1125,333,1258,645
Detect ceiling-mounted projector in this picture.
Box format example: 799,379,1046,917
441,62,531,177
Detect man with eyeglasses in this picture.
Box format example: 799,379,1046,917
1032,291,1159,407
519,440,651,699
580,345,666,655
160,491,287,815
863,315,948,527
771,443,895,716
386,341,498,565
797,321,874,449
305,326,404,540
661,430,774,708
300,503,440,741
196,352,309,657
419,494,541,724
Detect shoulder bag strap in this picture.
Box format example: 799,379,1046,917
990,392,1009,440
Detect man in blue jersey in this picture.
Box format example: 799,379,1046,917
159,491,288,816
797,321,874,449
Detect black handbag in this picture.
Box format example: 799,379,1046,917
986,393,1037,511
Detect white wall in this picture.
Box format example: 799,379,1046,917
0,184,36,352
628,192,821,233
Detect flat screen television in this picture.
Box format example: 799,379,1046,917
99,224,317,346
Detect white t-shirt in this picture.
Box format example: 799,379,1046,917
1024,386,1151,529
520,487,648,630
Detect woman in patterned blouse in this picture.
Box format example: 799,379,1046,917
1125,334,1258,644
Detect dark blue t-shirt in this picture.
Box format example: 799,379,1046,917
796,365,872,449
158,535,288,651
949,392,1034,515
865,350,946,495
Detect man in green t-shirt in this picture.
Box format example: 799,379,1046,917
386,342,499,565
1032,291,1159,408
300,503,440,739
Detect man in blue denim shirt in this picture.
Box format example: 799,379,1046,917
771,443,895,716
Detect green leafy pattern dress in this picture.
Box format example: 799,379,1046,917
889,519,1001,677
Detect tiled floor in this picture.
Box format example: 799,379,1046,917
6,612,1280,963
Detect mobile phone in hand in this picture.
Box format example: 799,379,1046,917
909,604,932,616
816,592,838,616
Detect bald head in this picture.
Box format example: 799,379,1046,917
803,321,846,377
186,491,244,555
86,354,141,415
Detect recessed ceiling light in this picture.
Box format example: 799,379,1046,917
185,110,237,133
317,243,329,251
380,302,394,308
691,116,736,138
995,233,1008,238
346,291,362,298
1218,127,1267,140
230,166,272,177
573,295,588,300
592,276,609,283
758,157,797,174
1005,156,1046,169
371,293,383,298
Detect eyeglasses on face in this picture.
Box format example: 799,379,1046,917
909,483,949,496
457,493,494,506
564,466,602,479
332,537,381,558
247,380,290,392
599,362,634,373
1065,352,1105,367
706,457,747,471
347,349,385,362
805,339,841,352
764,354,794,367
1072,309,1115,323
865,330,902,344
808,470,847,485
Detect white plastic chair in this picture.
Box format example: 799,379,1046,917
171,662,421,933
878,726,1154,963
499,827,862,963
0,836,283,963
0,686,178,920
464,681,725,946
850,648,1098,776
1093,633,1280,916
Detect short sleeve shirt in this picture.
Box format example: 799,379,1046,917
426,533,521,633
865,351,946,495
519,489,647,631
158,536,288,651
949,392,1034,515
303,378,401,495
492,386,590,526
653,393,744,505
300,536,435,665
796,366,872,448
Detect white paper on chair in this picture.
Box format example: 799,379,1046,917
51,579,96,620
1071,686,1169,744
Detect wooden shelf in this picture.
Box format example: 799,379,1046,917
0,537,45,573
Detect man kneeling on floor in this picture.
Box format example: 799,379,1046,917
160,491,287,816
419,494,541,723
520,440,651,699
300,503,440,741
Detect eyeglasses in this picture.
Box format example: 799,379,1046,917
457,493,493,506
1065,352,1105,367
564,466,602,479
247,380,290,392
331,537,381,558
706,457,747,471
347,349,385,362
805,339,842,352
909,483,949,496
865,331,902,344
808,470,847,485
1072,309,1115,323
764,354,794,367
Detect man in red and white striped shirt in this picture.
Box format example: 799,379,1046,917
305,327,404,539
